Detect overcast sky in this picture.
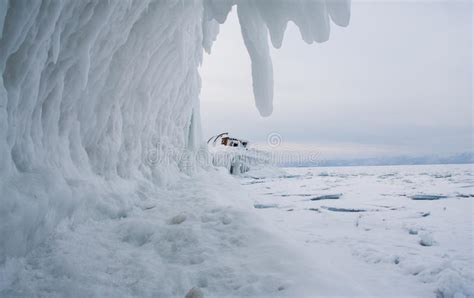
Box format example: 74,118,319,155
200,1,472,159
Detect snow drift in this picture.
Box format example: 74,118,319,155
0,0,350,271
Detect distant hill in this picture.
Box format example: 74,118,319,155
277,152,474,167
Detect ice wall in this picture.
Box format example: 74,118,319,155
0,0,204,262
0,0,350,262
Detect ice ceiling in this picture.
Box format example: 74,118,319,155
0,0,350,262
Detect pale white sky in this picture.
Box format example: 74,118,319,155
200,1,472,159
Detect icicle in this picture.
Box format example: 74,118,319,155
237,1,273,117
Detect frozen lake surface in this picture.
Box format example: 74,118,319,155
241,164,474,297
2,164,472,297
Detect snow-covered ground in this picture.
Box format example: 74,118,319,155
241,164,474,297
0,167,384,297
2,163,472,297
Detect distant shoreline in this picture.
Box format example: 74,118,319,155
282,162,474,168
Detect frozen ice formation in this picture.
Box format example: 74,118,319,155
203,0,351,116
0,0,350,262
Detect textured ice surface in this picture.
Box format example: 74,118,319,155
0,0,204,263
242,164,474,297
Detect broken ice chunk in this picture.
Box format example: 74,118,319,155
310,194,342,201
254,203,278,209
410,195,447,201
322,206,366,213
